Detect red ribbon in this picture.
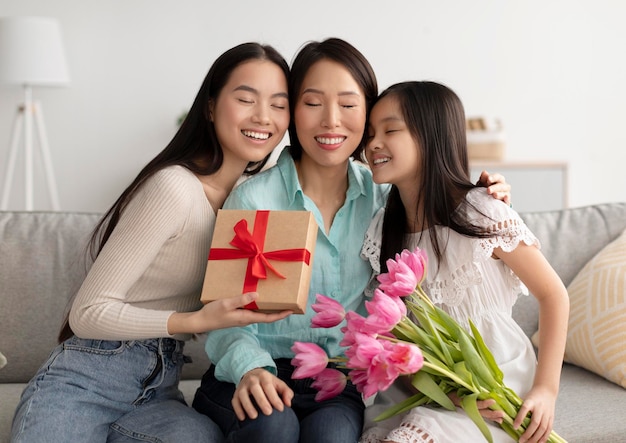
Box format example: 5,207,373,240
208,210,311,309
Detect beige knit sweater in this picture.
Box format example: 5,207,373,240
69,166,216,341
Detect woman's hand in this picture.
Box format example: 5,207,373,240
167,292,292,334
477,170,511,206
232,367,294,420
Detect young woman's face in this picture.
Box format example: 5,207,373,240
294,59,367,168
211,59,289,165
366,95,421,188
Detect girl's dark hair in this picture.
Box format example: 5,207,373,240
58,42,289,342
287,37,378,161
378,81,489,272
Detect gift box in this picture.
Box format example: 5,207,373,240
201,210,317,314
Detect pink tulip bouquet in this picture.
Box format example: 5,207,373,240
291,248,566,443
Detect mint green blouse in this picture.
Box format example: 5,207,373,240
205,148,389,384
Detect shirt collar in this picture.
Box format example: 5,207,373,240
276,148,304,206
276,148,370,206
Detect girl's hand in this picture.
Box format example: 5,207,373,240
514,385,557,443
167,292,292,334
448,392,506,423
477,170,511,206
232,367,294,420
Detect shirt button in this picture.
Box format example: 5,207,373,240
331,290,340,298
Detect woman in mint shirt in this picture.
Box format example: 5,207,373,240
192,38,510,443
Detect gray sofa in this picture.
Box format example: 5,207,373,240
1,203,626,443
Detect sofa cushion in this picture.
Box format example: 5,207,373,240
546,227,626,388
0,211,211,385
554,363,626,442
0,211,100,383
514,203,626,338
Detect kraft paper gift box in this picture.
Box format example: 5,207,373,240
201,210,317,314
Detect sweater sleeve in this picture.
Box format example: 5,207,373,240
69,169,195,340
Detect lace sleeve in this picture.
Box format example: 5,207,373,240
464,189,540,260
361,207,385,298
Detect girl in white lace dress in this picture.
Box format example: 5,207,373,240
358,81,569,443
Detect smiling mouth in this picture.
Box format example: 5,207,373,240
315,136,346,145
372,157,390,165
242,130,271,140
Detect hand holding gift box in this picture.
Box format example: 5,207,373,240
201,210,317,314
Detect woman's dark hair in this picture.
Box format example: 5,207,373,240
58,42,289,342
378,81,488,272
287,37,378,161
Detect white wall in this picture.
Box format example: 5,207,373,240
1,0,625,212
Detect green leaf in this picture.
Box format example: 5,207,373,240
453,361,477,391
457,329,499,390
499,417,523,441
461,393,494,443
411,371,455,410
373,393,429,421
469,319,504,383
489,390,518,418
430,304,463,342
420,310,456,366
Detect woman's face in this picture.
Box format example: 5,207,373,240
294,59,367,169
211,59,289,166
366,95,421,189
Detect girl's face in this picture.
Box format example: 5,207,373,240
294,59,367,168
211,59,289,166
366,95,421,189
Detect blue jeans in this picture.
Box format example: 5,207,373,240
11,336,223,443
192,359,364,443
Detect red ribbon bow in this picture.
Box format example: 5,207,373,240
208,210,311,309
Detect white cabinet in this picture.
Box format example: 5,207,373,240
470,161,568,213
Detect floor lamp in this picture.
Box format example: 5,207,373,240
0,17,70,211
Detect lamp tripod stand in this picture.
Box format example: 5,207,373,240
1,85,60,210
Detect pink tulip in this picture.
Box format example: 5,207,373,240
345,333,384,369
311,368,347,401
341,311,381,337
348,369,372,397
388,342,424,374
339,329,358,348
366,351,401,395
352,357,397,399
377,248,428,297
311,294,346,328
402,248,428,284
364,289,405,332
291,342,329,379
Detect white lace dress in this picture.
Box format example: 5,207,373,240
359,189,540,443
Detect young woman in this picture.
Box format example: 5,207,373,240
192,39,512,443
11,42,293,443
359,81,569,443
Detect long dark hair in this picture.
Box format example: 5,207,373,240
378,81,488,272
58,42,289,342
287,37,378,161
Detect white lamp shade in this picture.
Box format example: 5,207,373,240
0,16,70,86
